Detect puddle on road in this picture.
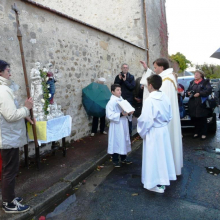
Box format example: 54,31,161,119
205,167,220,176
46,194,76,219
36,187,78,219
37,162,114,219
194,147,220,154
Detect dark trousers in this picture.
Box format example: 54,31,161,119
92,116,105,133
1,148,19,203
192,117,207,136
112,153,127,163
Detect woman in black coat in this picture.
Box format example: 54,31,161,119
186,70,212,140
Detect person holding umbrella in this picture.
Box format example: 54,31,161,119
91,78,108,136
82,77,111,136
0,60,33,213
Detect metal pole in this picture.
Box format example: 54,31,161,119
12,3,40,169
143,0,150,66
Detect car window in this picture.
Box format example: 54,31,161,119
178,78,193,90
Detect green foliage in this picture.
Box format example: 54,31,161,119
40,69,50,115
170,52,192,72
195,64,220,79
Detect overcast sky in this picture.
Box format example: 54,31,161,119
166,0,220,67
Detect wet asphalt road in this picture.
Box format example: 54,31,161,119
43,119,220,220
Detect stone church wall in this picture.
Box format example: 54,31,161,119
0,0,147,154
31,0,168,67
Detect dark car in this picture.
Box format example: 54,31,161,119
210,78,220,90
178,76,217,134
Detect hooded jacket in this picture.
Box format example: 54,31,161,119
0,76,29,149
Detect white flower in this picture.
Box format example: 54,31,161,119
47,85,50,88
41,99,45,103
43,68,48,72
49,94,51,98
46,77,49,81
47,107,50,111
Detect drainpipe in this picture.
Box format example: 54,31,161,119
143,0,150,66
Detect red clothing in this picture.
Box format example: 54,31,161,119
194,79,203,84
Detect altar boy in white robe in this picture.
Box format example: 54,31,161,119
137,75,176,193
106,84,134,168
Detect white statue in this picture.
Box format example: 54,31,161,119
31,62,42,101
46,104,53,120
30,62,64,121
57,105,64,117
47,114,53,120
35,104,46,121
33,106,38,119
31,62,43,119
38,112,45,121
51,105,58,118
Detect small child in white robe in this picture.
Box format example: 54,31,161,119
106,84,134,168
137,75,176,193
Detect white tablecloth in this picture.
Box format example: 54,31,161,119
29,115,72,146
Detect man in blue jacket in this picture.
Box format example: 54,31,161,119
114,63,135,135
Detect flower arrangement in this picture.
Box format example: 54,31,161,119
40,69,50,115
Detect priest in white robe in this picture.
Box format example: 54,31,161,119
106,84,133,167
138,74,176,193
140,59,183,176
139,61,154,102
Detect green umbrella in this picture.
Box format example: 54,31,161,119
82,82,111,117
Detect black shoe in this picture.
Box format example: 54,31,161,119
121,159,133,165
113,162,121,168
2,198,30,214
219,114,220,119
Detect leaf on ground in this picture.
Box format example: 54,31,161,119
132,193,139,196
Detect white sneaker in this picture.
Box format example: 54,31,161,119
148,186,164,193
102,131,107,135
91,133,95,137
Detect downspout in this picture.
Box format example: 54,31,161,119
143,0,150,66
